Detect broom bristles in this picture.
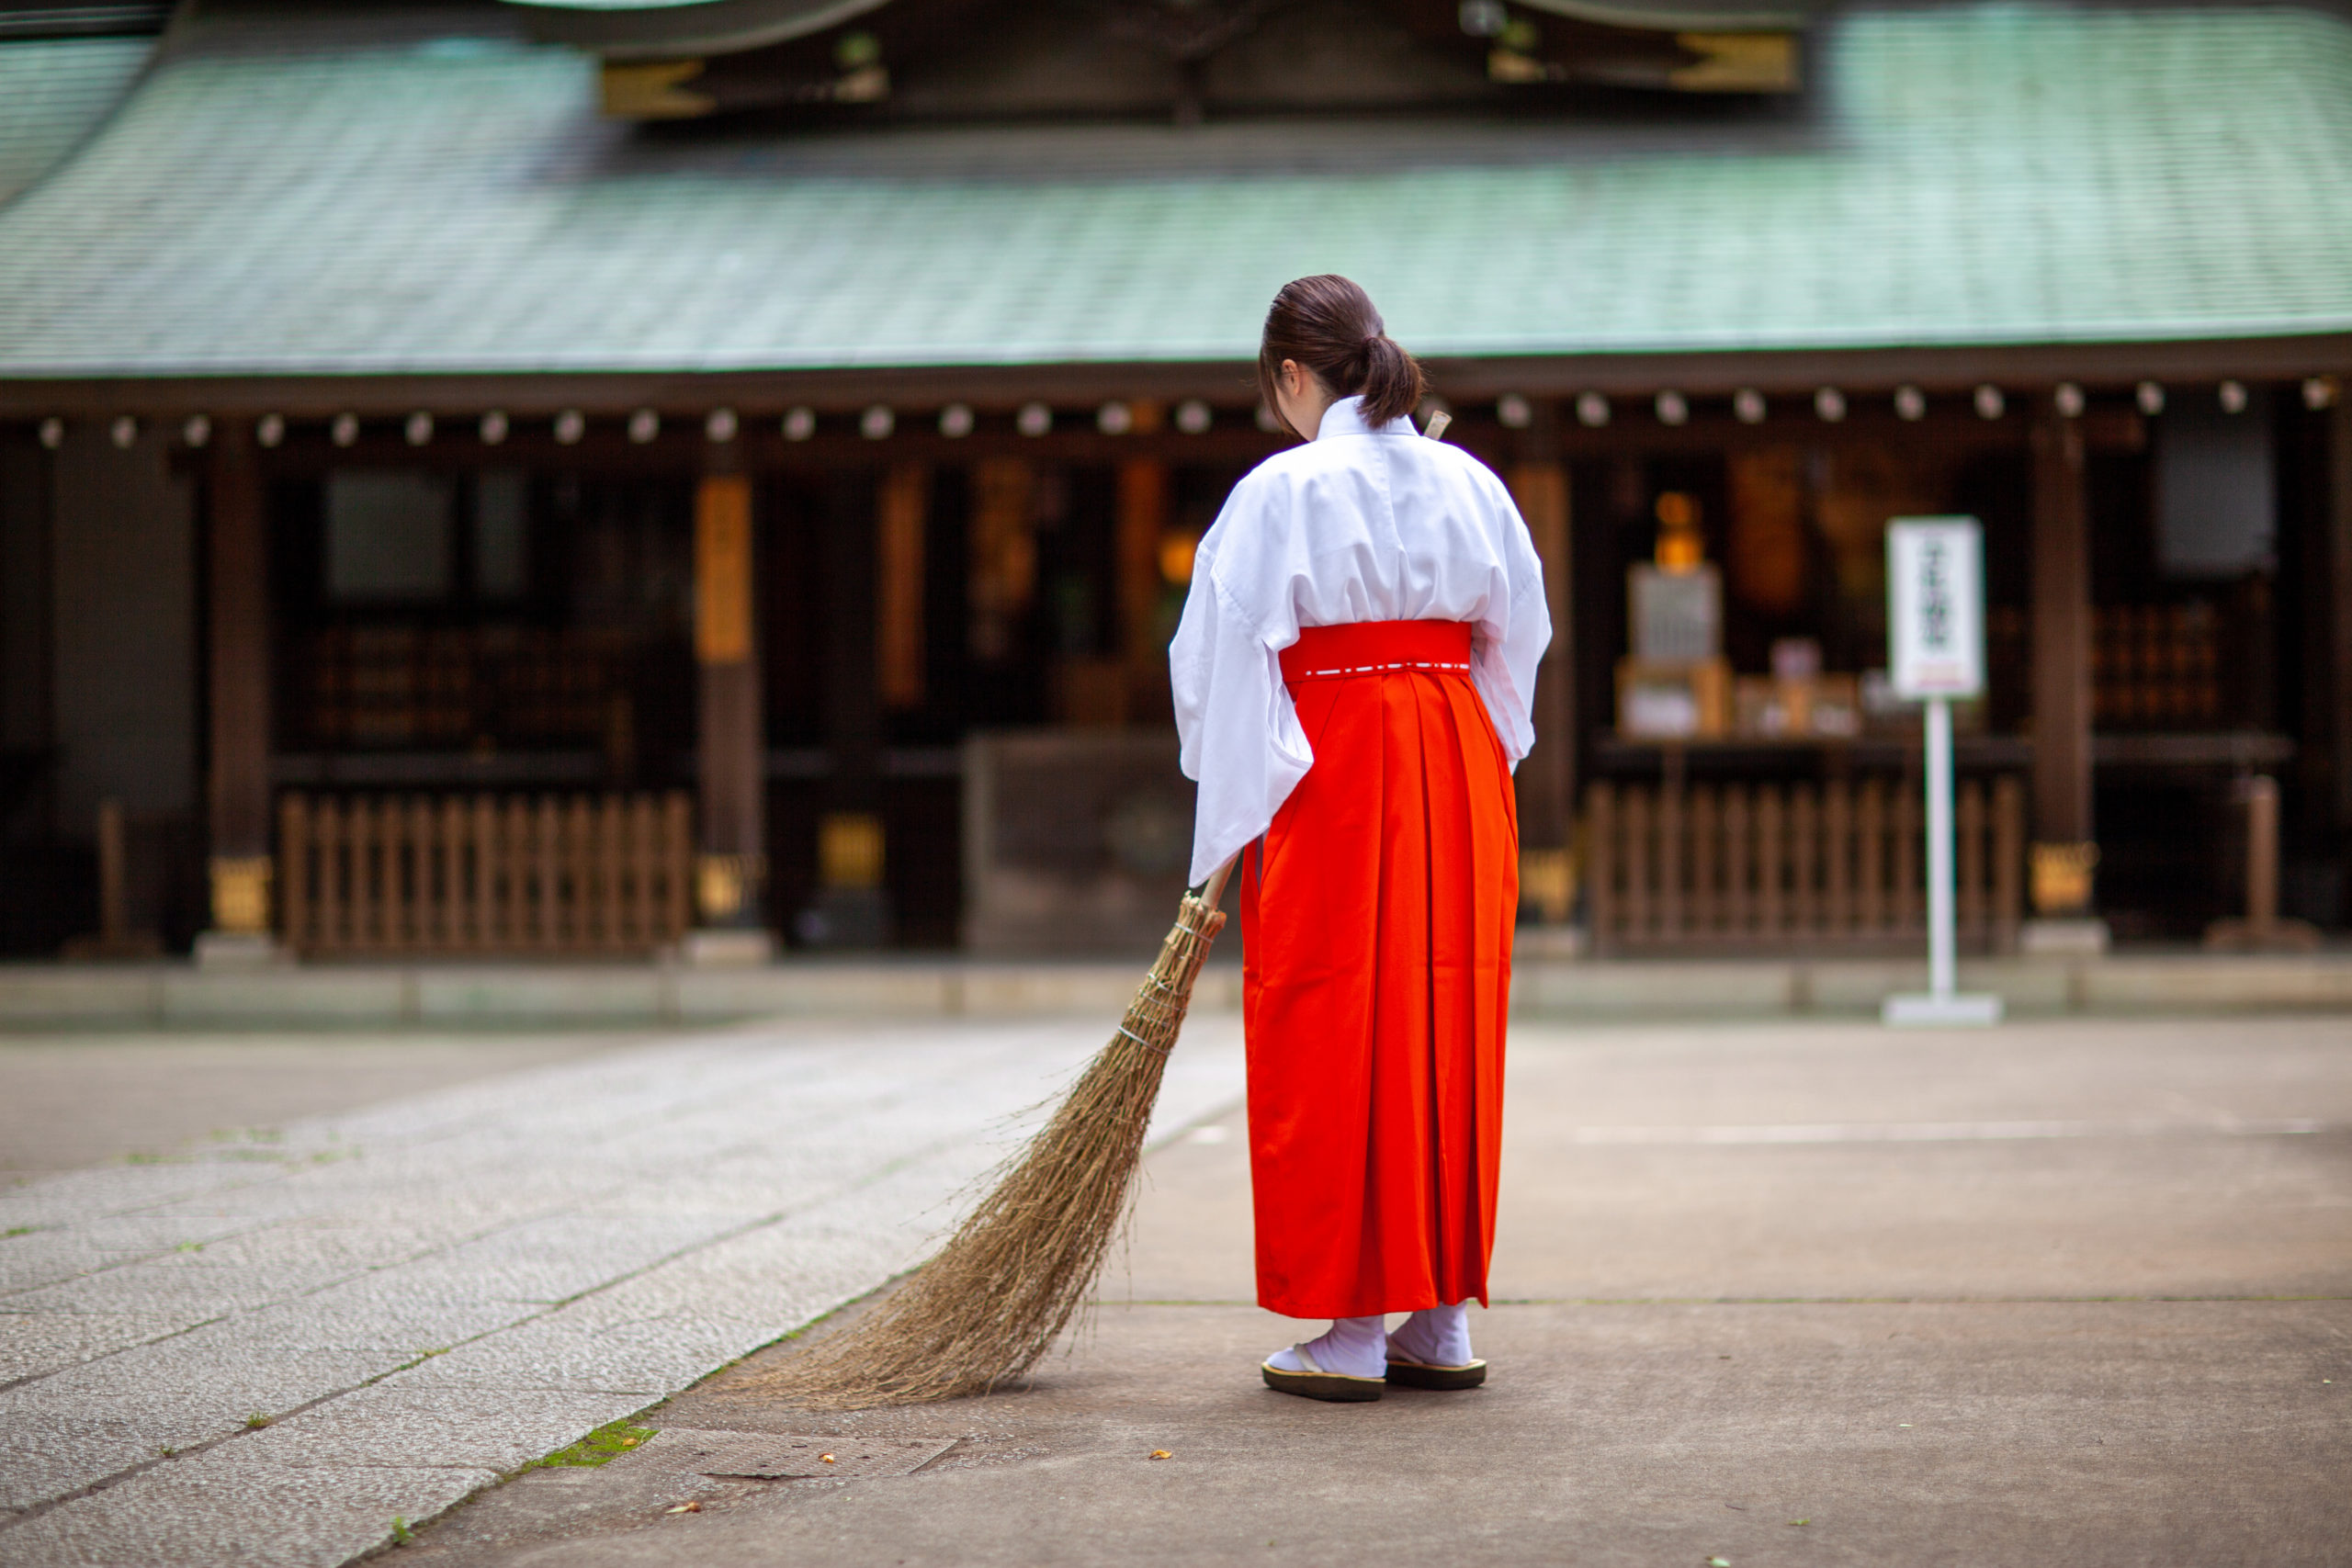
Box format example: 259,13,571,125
742,888,1230,1408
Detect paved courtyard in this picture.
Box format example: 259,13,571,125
3,1012,2347,1564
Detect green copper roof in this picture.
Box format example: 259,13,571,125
0,34,154,209
3,3,2350,378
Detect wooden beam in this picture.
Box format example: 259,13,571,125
876,461,927,710
205,421,275,935
1510,457,1574,851
9,331,2352,420
2331,403,2352,833
2030,404,2096,904
693,456,765,927
1118,457,1170,720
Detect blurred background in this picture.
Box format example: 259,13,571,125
1,0,2346,966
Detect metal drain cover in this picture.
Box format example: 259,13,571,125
651,1429,956,1480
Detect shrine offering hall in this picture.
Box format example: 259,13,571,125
2,0,2348,961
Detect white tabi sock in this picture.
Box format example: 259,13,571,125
1387,1301,1473,1367
1264,1314,1386,1378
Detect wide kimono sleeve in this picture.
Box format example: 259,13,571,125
1169,489,1314,887
1467,468,1553,769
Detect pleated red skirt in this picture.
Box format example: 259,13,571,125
1239,619,1519,1319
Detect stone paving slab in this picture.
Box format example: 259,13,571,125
0,1015,1247,1566
5,1453,501,1568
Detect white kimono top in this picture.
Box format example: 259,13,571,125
1169,395,1552,886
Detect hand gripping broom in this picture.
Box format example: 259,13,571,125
748,860,1236,1408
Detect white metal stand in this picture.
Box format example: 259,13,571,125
1883,696,2004,1026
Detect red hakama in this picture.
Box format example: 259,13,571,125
1238,619,1519,1320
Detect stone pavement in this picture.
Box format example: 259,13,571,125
390,1016,2350,1567
0,1016,1248,1566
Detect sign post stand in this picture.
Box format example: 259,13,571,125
1883,518,2004,1027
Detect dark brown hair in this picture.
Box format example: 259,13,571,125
1257,274,1427,438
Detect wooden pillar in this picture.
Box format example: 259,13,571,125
801,468,889,947
876,462,927,712
204,421,276,950
693,454,767,938
2329,403,2352,837
2030,403,2098,917
1118,457,1170,721
1510,399,1577,925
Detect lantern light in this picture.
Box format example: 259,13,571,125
705,408,739,443
1894,385,1926,421
2135,380,2165,416
1973,385,2006,421
1018,401,1052,437
2053,382,2085,418
405,412,433,446
1254,402,1281,434
554,410,585,445
1814,387,1847,423
1097,401,1133,435
1175,399,1212,434
628,409,659,444
1734,389,1767,424
1655,390,1688,426
257,413,285,448
1575,391,1610,428
939,403,974,438
1497,393,1532,430
2218,379,2248,414
782,407,816,442
2303,376,2340,411
182,414,211,448
38,417,62,449
110,415,138,449
331,412,358,447
480,411,508,446
860,404,895,440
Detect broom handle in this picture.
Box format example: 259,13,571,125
1189,854,1238,911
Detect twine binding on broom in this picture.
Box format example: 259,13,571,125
742,869,1233,1408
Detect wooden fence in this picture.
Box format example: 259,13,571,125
1585,775,2023,953
279,793,694,957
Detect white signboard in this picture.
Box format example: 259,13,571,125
1886,517,1984,700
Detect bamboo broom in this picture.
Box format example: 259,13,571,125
746,860,1237,1408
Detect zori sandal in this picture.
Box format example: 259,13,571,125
1261,1342,1385,1403
1384,1352,1487,1391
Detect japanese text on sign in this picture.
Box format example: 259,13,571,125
1886,517,1984,699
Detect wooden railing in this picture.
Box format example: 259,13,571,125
1585,776,2023,953
279,793,694,957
